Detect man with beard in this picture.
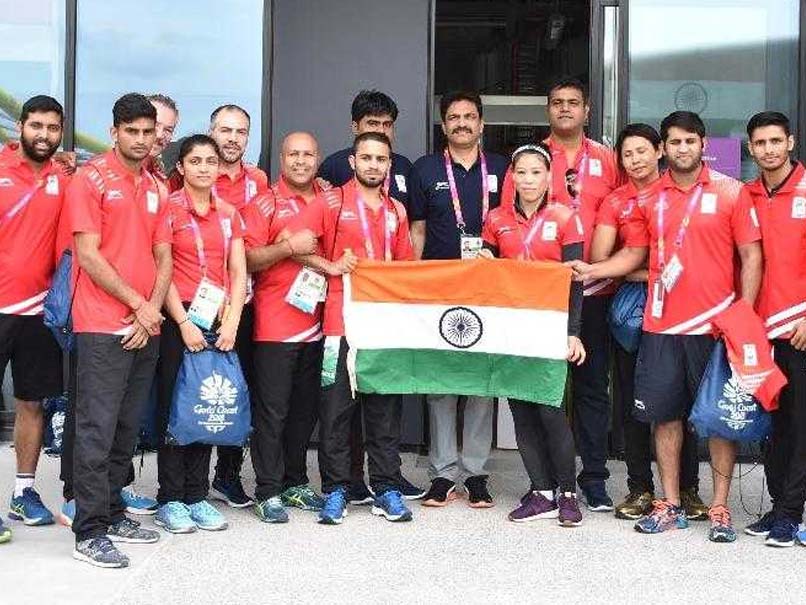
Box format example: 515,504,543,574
242,132,325,522
408,91,508,508
207,104,268,508
144,94,179,184
569,111,762,543
0,96,69,537
68,93,171,567
300,131,414,525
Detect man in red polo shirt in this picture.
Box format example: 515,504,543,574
68,93,172,568
242,131,327,522
741,111,806,547
505,77,619,510
569,111,762,543
0,96,68,537
299,131,414,525
206,104,269,507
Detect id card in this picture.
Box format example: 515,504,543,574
45,174,59,196
793,197,806,219
661,254,684,293
321,335,341,387
285,268,327,314
460,235,483,260
187,278,226,330
651,279,665,319
146,191,159,214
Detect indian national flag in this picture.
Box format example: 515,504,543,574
343,259,571,405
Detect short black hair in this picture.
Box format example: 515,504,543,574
112,93,157,127
352,131,392,155
351,90,398,123
548,77,589,104
439,91,483,122
177,134,220,164
19,95,64,125
660,111,706,141
616,123,661,169
146,93,178,114
747,111,791,139
210,104,251,126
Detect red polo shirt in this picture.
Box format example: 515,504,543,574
596,179,660,246
300,179,413,336
168,189,245,302
743,162,806,339
482,201,583,261
624,165,760,335
242,177,325,342
0,142,69,315
212,163,269,212
68,150,171,335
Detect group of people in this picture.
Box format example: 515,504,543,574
0,79,804,569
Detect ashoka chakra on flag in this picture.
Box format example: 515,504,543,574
343,259,571,405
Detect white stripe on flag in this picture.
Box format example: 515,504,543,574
345,300,568,360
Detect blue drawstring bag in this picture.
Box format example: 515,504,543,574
608,281,646,353
167,346,251,447
43,249,75,352
689,340,772,442
43,395,68,457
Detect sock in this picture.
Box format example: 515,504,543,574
14,474,35,498
537,490,554,501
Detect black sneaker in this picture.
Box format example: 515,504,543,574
745,510,776,537
464,475,494,508
210,476,254,509
766,517,798,548
348,480,374,505
398,475,427,500
107,517,160,544
581,482,614,512
422,478,458,507
73,537,129,569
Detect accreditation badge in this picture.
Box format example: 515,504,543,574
651,279,665,319
588,158,602,177
700,193,717,214
792,197,806,219
187,278,227,330
45,174,59,195
661,254,684,293
394,174,407,193
541,221,558,241
146,190,159,214
460,235,483,260
285,268,327,314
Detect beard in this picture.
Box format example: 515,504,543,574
355,170,384,188
667,154,702,174
20,135,58,163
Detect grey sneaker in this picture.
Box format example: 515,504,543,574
107,517,160,544
73,537,129,569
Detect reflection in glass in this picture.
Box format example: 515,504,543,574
628,0,799,179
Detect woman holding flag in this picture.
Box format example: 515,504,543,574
153,135,248,534
481,143,586,526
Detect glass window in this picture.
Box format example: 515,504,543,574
0,0,65,144
628,0,800,179
74,0,263,162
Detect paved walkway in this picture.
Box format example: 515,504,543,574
0,445,804,604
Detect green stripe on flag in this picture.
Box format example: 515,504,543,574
355,348,567,406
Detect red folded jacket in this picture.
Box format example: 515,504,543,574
712,300,786,411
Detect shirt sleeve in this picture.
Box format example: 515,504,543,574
596,193,619,228
732,187,762,246
230,208,247,240
67,168,104,236
392,202,414,261
241,194,274,249
481,214,498,247
152,195,173,246
623,201,650,247
407,163,429,222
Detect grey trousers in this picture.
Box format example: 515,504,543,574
427,394,493,482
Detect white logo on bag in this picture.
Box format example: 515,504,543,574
195,372,239,433
717,374,759,431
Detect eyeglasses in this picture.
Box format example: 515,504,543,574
565,168,580,199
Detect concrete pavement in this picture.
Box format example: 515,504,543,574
0,445,804,605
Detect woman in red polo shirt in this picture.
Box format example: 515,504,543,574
154,134,247,534
481,143,586,527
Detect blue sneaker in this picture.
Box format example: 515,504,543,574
154,502,197,534
254,496,289,523
187,501,228,531
634,500,688,534
708,505,737,543
797,527,806,546
0,518,11,544
371,490,413,522
59,500,76,527
765,517,798,548
211,477,254,508
745,510,776,537
319,488,348,525
8,488,54,526
581,482,614,512
121,488,158,516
